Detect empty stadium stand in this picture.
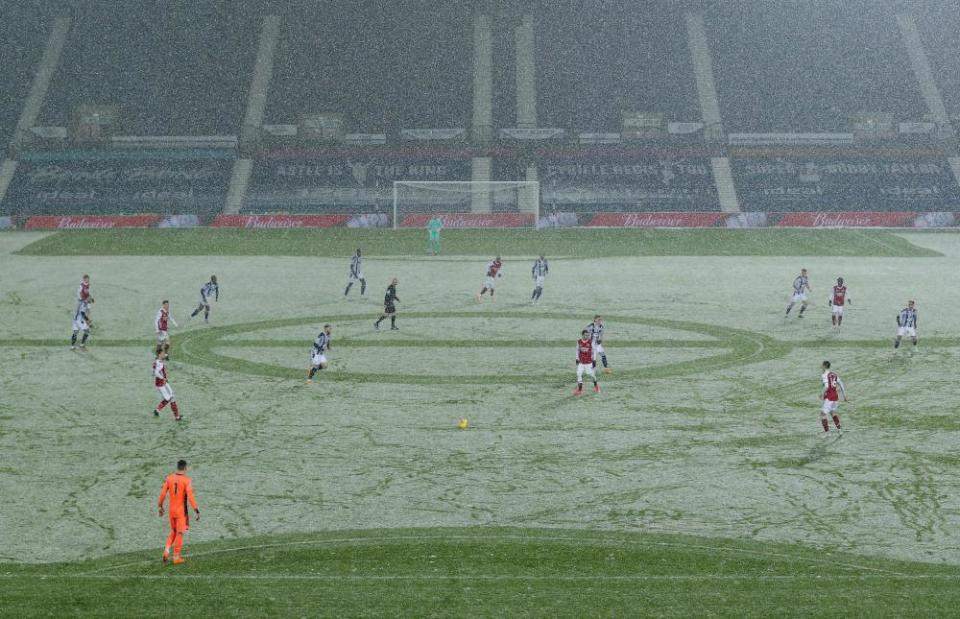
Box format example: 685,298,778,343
707,3,925,132
2,1,959,225
38,3,258,136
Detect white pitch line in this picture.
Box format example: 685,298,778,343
3,573,958,582
852,228,907,256
75,533,912,577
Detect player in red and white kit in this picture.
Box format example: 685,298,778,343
153,347,182,421
155,300,178,355
77,274,91,304
819,360,846,435
476,256,503,303
829,277,851,328
575,329,600,395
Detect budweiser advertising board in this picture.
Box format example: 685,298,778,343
775,212,915,227
401,213,535,228
587,212,727,227
24,215,161,229
211,214,350,228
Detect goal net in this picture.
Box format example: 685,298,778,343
392,181,540,229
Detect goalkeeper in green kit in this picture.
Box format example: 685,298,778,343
427,216,443,255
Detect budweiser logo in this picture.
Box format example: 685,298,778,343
622,214,685,227
776,212,914,227
25,215,161,229
212,214,349,229
812,213,872,227
587,212,725,227
400,213,533,228
243,216,302,228
56,217,116,229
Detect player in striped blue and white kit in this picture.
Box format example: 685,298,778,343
587,315,611,374
190,275,218,323
785,268,811,317
307,324,333,383
531,255,549,303
70,298,94,350
344,249,366,297
895,300,918,349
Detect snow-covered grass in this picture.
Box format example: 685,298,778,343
1,228,958,616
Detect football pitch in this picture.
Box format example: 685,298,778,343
2,228,959,616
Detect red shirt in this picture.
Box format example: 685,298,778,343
78,282,90,302
156,308,170,331
153,359,167,387
832,285,847,306
486,260,502,277
577,338,594,364
822,370,841,401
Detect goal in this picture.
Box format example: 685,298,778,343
392,181,540,229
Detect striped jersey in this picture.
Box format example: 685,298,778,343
897,307,918,328
586,322,604,345
74,300,90,323
313,332,331,354
201,280,219,302
793,275,809,294
350,254,362,278
532,258,549,278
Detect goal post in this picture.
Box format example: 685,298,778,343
392,180,540,229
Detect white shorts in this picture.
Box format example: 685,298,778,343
157,384,175,401
311,352,328,366
576,363,596,381
821,399,839,415
199,296,212,307
897,326,917,338
831,304,844,316
348,271,364,283
72,319,89,332
791,292,807,303
157,331,169,343
534,275,545,288
592,342,605,358
485,276,496,290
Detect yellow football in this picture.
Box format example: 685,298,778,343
457,418,469,429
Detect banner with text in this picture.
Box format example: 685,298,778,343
582,211,958,228
245,157,472,211
2,159,231,216
400,213,535,228
497,157,719,210
586,212,726,227
732,157,960,211
24,215,162,229
212,214,351,228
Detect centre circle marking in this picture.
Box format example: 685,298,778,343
176,312,791,385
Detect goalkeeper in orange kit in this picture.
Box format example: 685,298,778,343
158,459,200,564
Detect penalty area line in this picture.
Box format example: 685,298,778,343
75,533,911,577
